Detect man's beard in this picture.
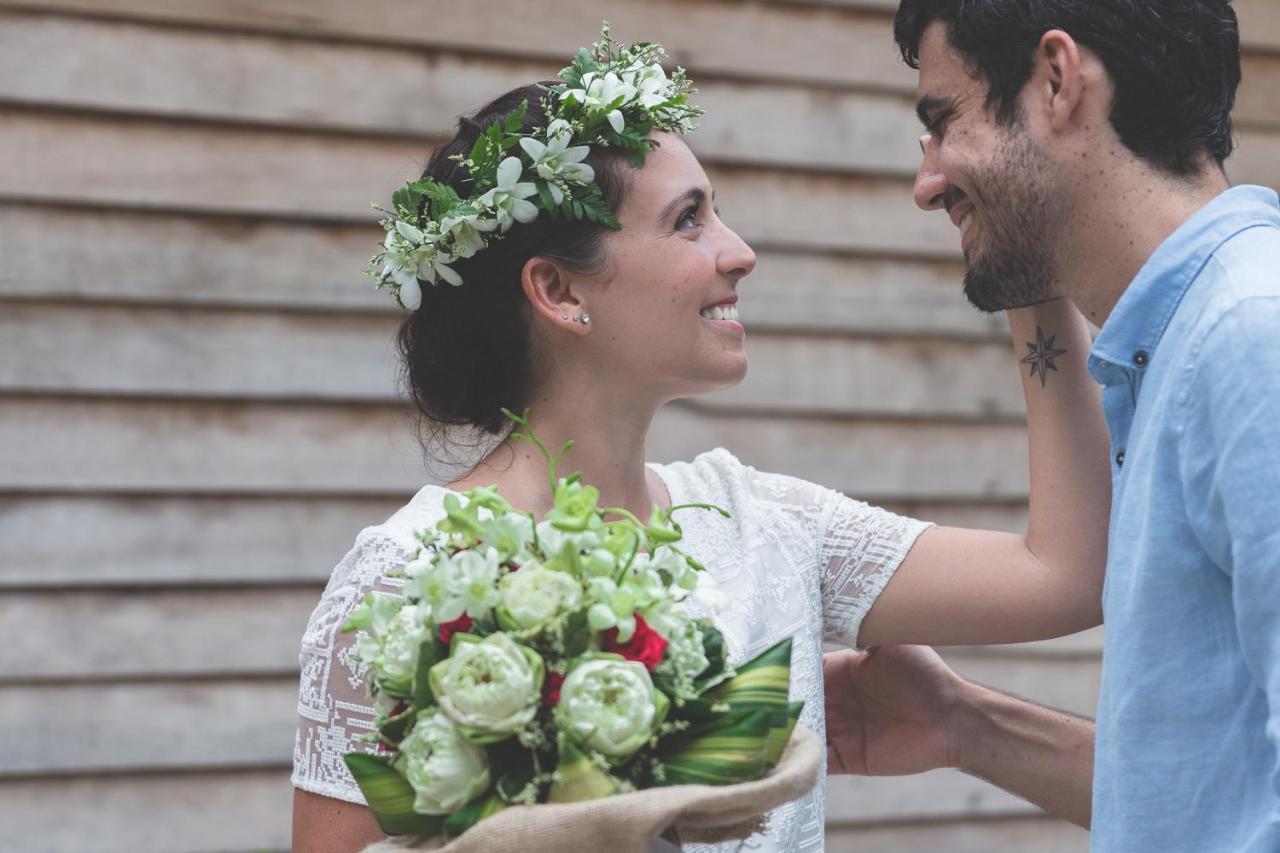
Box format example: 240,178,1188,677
960,133,1062,313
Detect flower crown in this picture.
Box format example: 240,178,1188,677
367,24,703,310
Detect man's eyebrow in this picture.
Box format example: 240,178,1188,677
659,187,708,223
915,94,954,128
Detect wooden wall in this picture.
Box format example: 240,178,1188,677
1,1,1276,850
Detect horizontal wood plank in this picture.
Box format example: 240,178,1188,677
0,495,402,587
12,0,1280,86
0,679,297,774
0,398,1031,500
0,302,1026,417
0,110,963,257
937,652,1100,717
0,0,914,91
0,204,999,339
827,770,1041,823
0,495,1029,588
827,816,1088,853
4,111,1273,262
5,591,1099,681
0,771,292,853
0,589,317,680
0,770,1076,853
1,10,1272,174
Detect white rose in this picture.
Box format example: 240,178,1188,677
396,708,490,815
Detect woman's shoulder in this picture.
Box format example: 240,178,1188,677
323,483,454,596
652,447,835,514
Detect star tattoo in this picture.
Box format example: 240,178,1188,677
1021,326,1067,388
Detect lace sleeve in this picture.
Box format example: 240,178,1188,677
292,529,413,804
817,490,932,649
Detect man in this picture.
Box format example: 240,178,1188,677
825,1,1280,851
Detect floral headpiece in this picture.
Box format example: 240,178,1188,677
367,24,703,309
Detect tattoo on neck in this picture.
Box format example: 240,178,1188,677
1021,326,1067,388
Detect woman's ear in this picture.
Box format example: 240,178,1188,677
521,257,589,334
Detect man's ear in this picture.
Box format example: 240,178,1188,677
521,256,589,335
1036,29,1086,134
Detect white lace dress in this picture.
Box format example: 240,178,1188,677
293,448,931,852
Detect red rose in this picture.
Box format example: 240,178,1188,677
542,671,565,706
438,613,474,645
601,612,668,672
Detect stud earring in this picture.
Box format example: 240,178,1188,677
579,313,591,325
560,312,570,321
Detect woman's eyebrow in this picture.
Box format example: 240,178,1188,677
659,187,707,223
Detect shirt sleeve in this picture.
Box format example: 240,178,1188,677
815,486,933,649
291,529,413,804
1179,296,1280,805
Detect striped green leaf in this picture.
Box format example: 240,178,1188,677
344,752,443,836
764,701,805,767
659,707,773,786
706,638,793,709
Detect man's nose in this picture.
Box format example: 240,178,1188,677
913,133,947,211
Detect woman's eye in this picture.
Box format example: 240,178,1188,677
677,206,701,230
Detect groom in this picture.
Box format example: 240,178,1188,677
825,1,1280,851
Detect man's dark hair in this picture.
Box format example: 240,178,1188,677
894,0,1241,175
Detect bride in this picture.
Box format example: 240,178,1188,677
291,29,1110,853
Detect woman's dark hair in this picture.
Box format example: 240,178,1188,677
398,84,634,443
893,0,1241,176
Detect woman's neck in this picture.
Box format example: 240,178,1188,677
449,380,667,520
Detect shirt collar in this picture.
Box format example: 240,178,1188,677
1088,185,1280,382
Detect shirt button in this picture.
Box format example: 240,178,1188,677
1133,350,1149,367
1116,450,1126,467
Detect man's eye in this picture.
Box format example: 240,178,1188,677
677,207,701,229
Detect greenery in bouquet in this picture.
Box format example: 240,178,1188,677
341,411,804,839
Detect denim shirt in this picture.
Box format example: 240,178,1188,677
1088,186,1280,852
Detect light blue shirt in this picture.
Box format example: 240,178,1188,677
1089,185,1280,852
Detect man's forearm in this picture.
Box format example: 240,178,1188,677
953,679,1095,827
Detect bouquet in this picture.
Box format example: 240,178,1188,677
341,412,809,846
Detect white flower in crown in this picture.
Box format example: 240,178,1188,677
380,222,432,309
441,207,498,259
478,157,539,233
627,63,670,109
562,71,637,133
518,125,594,206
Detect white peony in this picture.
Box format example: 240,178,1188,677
396,708,491,815
429,632,544,738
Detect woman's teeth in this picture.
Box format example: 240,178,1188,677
700,304,740,322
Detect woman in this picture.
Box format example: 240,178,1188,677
291,36,1109,852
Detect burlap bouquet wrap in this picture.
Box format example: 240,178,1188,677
361,723,821,853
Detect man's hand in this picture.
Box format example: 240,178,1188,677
824,644,1097,827
823,644,962,776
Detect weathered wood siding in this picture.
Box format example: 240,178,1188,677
1,1,1275,850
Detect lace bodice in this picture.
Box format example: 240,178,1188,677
293,448,931,851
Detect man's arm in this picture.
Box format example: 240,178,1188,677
856,299,1111,647
824,645,1094,828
